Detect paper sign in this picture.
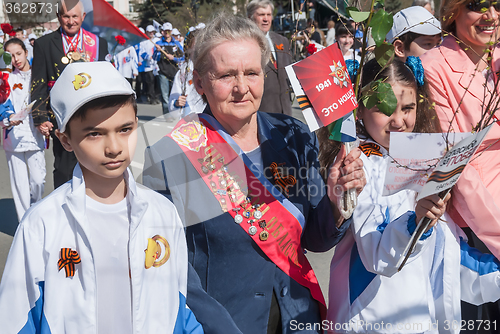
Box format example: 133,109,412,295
291,44,358,127
384,132,470,196
415,125,493,201
10,101,35,121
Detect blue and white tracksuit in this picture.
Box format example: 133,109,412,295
327,139,500,334
0,165,203,334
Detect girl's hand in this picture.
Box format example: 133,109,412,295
415,193,451,231
327,144,366,204
8,114,21,126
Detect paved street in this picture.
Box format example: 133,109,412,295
0,100,335,302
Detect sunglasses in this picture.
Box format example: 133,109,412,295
466,0,500,12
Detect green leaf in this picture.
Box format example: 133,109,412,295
375,0,385,5
376,82,397,116
374,42,395,67
3,52,11,66
369,10,393,47
347,7,370,22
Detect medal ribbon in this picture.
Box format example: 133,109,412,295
62,29,82,53
58,248,81,278
167,115,326,314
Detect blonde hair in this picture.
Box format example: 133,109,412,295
192,12,270,77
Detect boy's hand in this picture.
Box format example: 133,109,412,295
415,193,451,231
176,95,187,107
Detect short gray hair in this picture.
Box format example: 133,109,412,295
57,0,85,18
193,13,271,77
246,0,274,19
411,0,435,11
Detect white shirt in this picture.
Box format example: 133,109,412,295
87,196,133,334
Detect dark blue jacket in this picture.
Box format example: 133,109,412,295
143,109,351,334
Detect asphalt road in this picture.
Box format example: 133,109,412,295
0,100,335,302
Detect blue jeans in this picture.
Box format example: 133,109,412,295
159,74,173,114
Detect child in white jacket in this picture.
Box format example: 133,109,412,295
0,62,203,334
1,38,45,221
319,58,500,334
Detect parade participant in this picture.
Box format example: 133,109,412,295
0,38,45,221
172,28,184,48
387,6,442,61
31,0,108,188
168,30,205,117
143,13,365,334
138,25,158,104
0,61,203,334
247,0,293,116
154,22,184,119
335,22,361,63
421,0,500,328
322,58,500,334
115,45,138,87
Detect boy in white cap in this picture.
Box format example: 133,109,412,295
138,25,159,104
386,6,442,60
0,62,203,334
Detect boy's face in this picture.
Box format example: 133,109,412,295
57,103,138,185
407,34,441,58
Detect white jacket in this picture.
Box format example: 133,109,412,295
0,165,203,334
168,60,206,117
327,139,500,334
115,46,138,79
1,68,44,152
138,39,157,72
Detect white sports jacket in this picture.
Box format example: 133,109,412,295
327,140,500,334
0,165,203,334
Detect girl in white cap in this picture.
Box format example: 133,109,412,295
1,37,45,221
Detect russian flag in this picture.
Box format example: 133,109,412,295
81,0,148,54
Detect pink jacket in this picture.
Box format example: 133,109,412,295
421,36,500,258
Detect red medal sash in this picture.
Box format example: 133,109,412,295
82,29,98,62
168,116,326,312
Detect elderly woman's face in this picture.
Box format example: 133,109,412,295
455,4,499,54
195,39,264,124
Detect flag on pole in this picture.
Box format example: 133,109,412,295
153,20,162,33
81,0,148,54
328,112,356,142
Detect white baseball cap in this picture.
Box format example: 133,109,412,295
50,62,135,133
146,25,155,32
189,27,195,32
195,23,206,30
28,33,37,40
139,27,145,34
386,6,441,43
172,28,180,36
162,22,173,31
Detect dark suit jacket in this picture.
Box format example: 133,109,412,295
259,31,293,116
143,110,351,334
31,28,108,126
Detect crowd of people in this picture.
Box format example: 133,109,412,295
0,0,500,333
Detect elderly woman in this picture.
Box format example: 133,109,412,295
420,0,500,327
143,13,365,334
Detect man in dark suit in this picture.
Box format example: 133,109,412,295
31,0,108,188
247,0,293,116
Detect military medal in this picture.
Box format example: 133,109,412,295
61,56,69,64
71,51,82,61
259,231,269,241
253,204,263,219
233,208,243,224
249,226,257,235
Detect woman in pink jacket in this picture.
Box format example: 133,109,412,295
421,0,500,329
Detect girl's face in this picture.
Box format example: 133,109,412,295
455,5,499,58
337,34,354,54
358,83,417,150
6,43,29,72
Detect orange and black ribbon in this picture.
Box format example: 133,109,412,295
58,248,81,278
270,162,297,196
296,95,312,111
12,83,22,90
360,142,383,157
270,53,277,69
